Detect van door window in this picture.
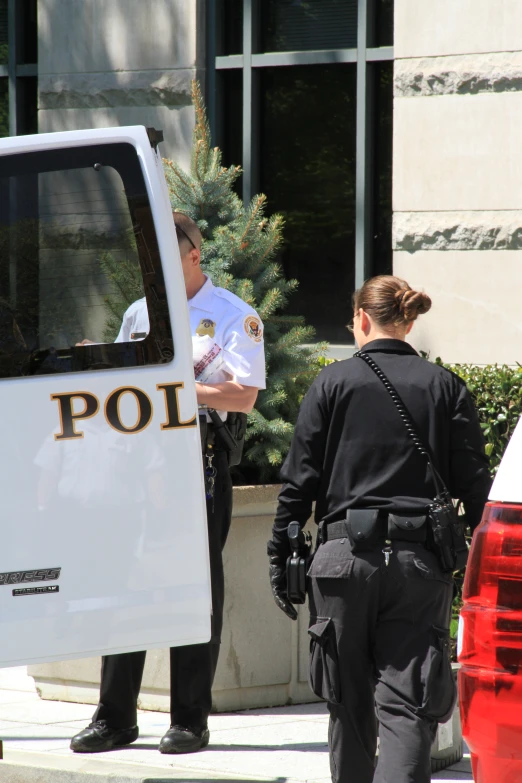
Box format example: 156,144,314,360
0,142,173,379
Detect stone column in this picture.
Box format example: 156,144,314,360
37,0,205,164
393,0,522,364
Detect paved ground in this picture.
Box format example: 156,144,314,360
0,667,473,782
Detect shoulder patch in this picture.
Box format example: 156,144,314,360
244,314,263,343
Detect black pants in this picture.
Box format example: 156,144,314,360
92,449,233,731
308,539,456,783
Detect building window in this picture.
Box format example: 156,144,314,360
0,0,38,138
210,0,393,345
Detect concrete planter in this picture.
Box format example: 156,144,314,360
430,664,464,772
29,484,320,713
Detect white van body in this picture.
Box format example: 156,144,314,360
0,126,211,666
488,417,522,502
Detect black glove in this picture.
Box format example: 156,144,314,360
267,541,298,621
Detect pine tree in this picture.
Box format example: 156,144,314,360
163,81,325,481
99,251,144,343
101,81,326,481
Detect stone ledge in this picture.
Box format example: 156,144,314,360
231,484,281,519
393,211,522,252
39,69,194,109
395,52,522,97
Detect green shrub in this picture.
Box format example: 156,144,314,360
440,361,522,657
439,361,522,473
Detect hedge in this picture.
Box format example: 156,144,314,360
439,361,522,653
440,361,522,473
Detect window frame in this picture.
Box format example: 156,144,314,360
0,0,38,137
206,0,393,296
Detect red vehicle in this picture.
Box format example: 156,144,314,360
459,422,522,782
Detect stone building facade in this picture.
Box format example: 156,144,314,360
1,0,520,361
393,0,522,363
38,0,204,168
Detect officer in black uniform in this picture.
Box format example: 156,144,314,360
71,214,266,755
267,275,491,783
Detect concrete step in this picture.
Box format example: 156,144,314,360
0,668,472,782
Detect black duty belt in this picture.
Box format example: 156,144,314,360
317,510,428,549
318,520,349,543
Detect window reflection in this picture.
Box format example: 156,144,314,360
0,0,7,65
373,0,394,47
216,69,243,193
0,143,172,379
371,61,393,276
0,79,8,137
260,0,358,53
216,0,243,56
16,0,38,65
259,64,357,343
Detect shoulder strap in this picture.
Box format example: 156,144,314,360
354,350,450,500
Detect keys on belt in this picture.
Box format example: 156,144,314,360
205,450,217,510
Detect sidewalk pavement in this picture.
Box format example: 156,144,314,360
0,667,473,783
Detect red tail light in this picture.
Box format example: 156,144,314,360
459,502,522,782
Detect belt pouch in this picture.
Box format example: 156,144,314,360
345,509,381,552
387,513,427,543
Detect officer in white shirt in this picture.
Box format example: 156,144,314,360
71,213,266,756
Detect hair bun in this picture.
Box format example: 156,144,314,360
397,288,432,321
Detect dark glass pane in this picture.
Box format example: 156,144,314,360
0,78,8,137
216,69,242,193
216,0,243,56
260,0,357,54
371,61,393,276
16,0,38,65
0,0,7,64
16,76,37,134
259,65,356,343
374,0,394,47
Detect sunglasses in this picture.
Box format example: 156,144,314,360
175,224,197,250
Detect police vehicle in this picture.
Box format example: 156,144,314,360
0,127,211,667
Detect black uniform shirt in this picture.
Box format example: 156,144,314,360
274,339,491,540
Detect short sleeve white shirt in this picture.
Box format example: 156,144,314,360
190,277,266,389
114,298,149,344
113,278,266,390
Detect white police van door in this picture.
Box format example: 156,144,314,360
0,126,211,666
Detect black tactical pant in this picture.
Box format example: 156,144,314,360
93,449,233,731
308,538,456,783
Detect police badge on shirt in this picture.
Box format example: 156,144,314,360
196,319,216,339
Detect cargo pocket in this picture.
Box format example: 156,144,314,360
307,539,355,579
308,617,342,705
415,625,457,724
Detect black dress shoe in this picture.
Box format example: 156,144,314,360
70,720,139,753
159,724,210,754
